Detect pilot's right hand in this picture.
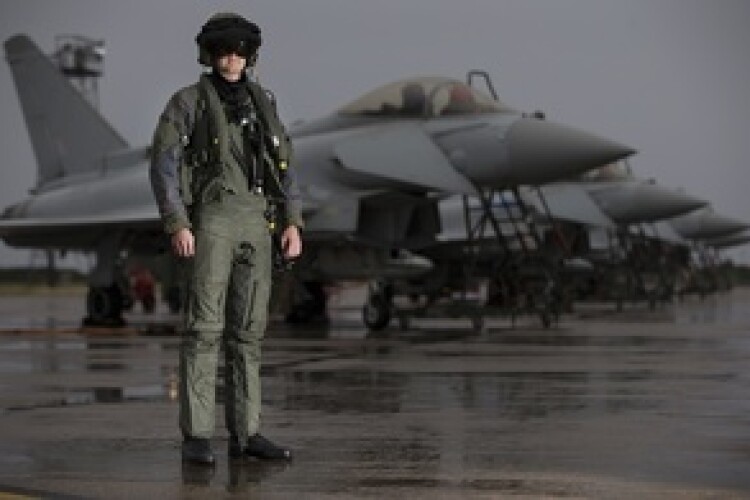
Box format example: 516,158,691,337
172,228,195,258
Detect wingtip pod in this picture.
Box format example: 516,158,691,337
507,117,636,185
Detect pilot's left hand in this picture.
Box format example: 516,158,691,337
281,225,302,259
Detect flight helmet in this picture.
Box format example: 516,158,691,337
196,13,262,66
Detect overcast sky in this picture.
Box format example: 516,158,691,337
1,0,749,266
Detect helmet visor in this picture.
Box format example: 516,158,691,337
206,38,256,58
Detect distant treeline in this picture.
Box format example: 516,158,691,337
2,264,750,287
731,265,750,285
0,267,88,285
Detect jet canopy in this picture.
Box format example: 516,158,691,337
580,162,633,182
338,76,513,118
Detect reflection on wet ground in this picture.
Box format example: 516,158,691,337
0,289,749,498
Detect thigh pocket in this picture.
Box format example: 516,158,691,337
188,230,232,326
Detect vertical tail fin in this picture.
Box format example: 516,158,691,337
4,35,128,188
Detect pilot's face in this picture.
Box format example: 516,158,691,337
215,52,246,82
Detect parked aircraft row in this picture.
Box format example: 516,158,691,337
0,35,745,329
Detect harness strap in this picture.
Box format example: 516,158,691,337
184,75,291,205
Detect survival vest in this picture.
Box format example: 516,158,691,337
179,74,293,207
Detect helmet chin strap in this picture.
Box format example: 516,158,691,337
247,53,258,80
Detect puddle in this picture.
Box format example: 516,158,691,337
5,383,174,412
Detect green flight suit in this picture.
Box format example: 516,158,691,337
183,191,271,440
150,74,301,442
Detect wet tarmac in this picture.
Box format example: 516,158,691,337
1,288,749,498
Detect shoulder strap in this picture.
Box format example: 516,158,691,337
179,76,233,206
194,74,231,165
190,79,211,164
246,81,292,165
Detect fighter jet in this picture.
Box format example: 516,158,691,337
667,206,750,241
655,207,750,296
523,164,704,280
379,167,706,326
704,229,750,249
506,164,708,308
0,35,634,325
535,163,706,226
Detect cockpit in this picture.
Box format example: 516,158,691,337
337,76,513,118
581,162,633,182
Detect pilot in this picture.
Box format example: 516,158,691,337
378,82,427,116
442,84,476,115
400,82,427,115
149,12,303,466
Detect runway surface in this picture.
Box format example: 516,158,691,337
0,287,749,498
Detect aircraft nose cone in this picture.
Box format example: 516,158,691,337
507,118,635,185
670,208,750,240
705,229,750,249
587,182,707,224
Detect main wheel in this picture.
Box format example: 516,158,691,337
539,310,552,329
362,295,391,330
86,285,124,325
285,281,329,324
165,285,182,313
142,294,156,314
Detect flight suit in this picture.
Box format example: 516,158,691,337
150,74,302,443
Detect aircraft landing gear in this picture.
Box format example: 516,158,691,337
285,281,329,324
363,280,393,331
83,236,130,327
363,295,391,330
165,285,182,314
84,284,126,326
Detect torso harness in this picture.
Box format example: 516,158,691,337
181,74,292,231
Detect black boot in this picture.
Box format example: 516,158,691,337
182,437,215,465
229,433,292,460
